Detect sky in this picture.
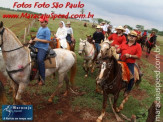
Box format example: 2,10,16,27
0,0,162,30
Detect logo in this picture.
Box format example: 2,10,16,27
2,105,33,121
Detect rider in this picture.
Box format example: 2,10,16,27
141,30,148,41
93,25,104,54
66,21,74,45
123,25,130,40
29,16,51,86
55,21,67,49
108,26,126,48
116,31,142,96
150,31,157,46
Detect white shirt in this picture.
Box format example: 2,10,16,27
66,27,73,35
56,27,67,48
124,28,130,34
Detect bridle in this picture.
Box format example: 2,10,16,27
0,27,32,84
0,27,26,52
0,27,5,47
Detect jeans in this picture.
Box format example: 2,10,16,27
95,43,101,53
37,48,47,81
66,34,71,44
127,63,135,91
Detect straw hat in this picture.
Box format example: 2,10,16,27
101,21,105,24
115,26,125,32
66,21,71,25
128,30,138,37
96,25,101,29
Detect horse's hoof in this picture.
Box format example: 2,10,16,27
84,75,88,78
48,98,53,104
115,107,120,113
119,105,123,110
96,118,102,122
63,91,68,96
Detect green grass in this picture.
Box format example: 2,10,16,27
0,10,163,121
157,35,163,55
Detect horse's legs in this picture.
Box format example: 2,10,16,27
10,80,18,105
97,91,108,122
48,73,65,103
91,61,96,73
113,92,120,113
15,83,28,105
119,95,129,111
63,74,69,96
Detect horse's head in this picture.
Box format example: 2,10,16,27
96,59,113,85
0,21,4,47
86,35,93,43
78,38,86,55
98,40,113,60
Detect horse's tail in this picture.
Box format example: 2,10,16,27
0,81,7,105
70,52,77,89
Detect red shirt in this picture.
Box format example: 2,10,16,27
119,42,142,63
135,30,141,35
108,33,126,46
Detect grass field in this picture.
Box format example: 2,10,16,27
0,10,163,121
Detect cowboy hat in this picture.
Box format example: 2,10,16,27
96,25,101,29
101,21,105,24
66,21,71,25
128,30,137,37
115,26,125,32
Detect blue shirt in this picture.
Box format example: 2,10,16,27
34,27,51,51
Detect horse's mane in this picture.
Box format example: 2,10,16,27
5,28,23,46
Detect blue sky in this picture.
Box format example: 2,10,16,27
0,0,162,30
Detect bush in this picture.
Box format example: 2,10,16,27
30,27,37,32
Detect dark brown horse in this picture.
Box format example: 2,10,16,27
96,48,142,121
146,35,156,58
137,35,147,50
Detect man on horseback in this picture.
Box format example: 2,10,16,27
117,31,142,96
29,16,51,86
66,21,74,45
108,26,126,48
93,25,104,55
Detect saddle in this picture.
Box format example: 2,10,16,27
29,45,57,80
118,61,140,83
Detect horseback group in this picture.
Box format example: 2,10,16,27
0,17,156,121
78,23,144,121
135,29,157,57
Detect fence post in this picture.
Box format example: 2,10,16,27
24,28,27,43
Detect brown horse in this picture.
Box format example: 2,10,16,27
96,46,142,122
50,38,76,51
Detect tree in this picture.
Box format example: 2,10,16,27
80,8,85,20
126,25,133,30
136,25,144,31
151,28,158,33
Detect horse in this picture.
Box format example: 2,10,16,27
145,35,156,58
0,21,77,105
139,35,147,50
96,42,142,122
78,37,96,77
49,38,71,50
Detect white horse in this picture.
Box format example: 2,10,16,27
0,21,77,105
78,38,96,77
